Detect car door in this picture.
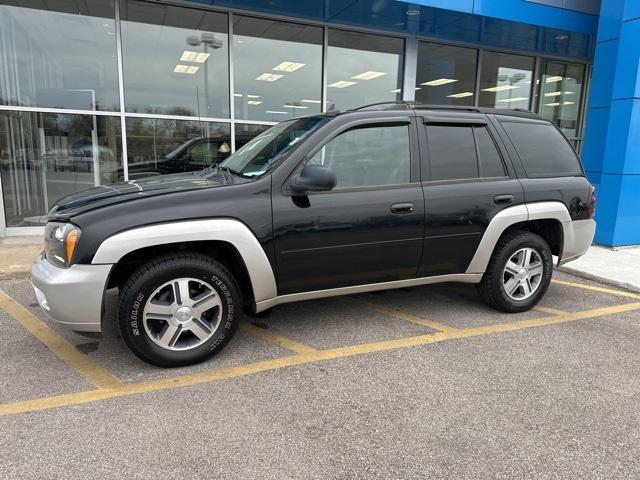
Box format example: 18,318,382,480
272,116,425,295
418,114,525,276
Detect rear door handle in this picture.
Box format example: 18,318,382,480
390,202,415,214
493,194,514,205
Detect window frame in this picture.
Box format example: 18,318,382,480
283,116,420,195
420,116,511,184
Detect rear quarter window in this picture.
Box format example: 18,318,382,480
501,121,582,177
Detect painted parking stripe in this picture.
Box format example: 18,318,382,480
0,290,121,390
551,279,640,300
239,321,317,354
340,297,460,333
2,299,638,417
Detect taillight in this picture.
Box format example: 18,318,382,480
586,185,596,218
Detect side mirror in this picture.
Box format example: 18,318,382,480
291,164,337,194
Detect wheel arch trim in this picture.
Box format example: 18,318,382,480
91,219,277,302
465,201,572,274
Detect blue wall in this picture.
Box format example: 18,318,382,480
582,0,640,246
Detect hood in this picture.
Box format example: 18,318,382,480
47,172,228,219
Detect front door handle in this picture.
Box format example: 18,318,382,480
390,202,415,214
494,194,514,205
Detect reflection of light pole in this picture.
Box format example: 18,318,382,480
186,32,222,131
69,89,99,185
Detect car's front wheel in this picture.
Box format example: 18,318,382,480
118,252,241,367
477,231,553,313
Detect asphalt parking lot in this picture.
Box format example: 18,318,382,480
1,271,640,479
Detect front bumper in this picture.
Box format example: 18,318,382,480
559,218,596,266
30,252,112,332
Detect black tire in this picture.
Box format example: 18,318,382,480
477,230,553,313
118,252,241,367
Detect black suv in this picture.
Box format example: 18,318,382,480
31,103,596,367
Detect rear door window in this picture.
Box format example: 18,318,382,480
425,124,506,181
501,121,582,177
427,125,478,181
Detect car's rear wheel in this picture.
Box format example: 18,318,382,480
118,252,240,367
477,231,553,313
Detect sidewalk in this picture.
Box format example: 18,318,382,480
559,245,640,293
0,236,638,292
0,236,42,279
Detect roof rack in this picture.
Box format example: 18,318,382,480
344,102,541,119
348,101,415,111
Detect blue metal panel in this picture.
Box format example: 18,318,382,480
595,173,640,246
602,98,640,175
611,18,640,100
584,0,640,245
597,0,625,41
588,39,618,108
623,1,640,22
405,0,597,34
582,106,609,173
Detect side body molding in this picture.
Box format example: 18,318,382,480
465,201,573,274
91,219,278,303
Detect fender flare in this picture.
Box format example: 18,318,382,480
465,201,571,274
91,219,277,302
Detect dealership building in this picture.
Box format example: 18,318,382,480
0,0,637,245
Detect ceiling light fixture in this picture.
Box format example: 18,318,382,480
328,81,356,88
266,110,287,114
421,78,458,86
247,94,261,99
180,50,210,63
389,88,401,93
301,99,321,104
272,61,305,72
544,102,560,106
247,100,263,105
545,76,564,83
447,92,474,98
283,104,309,109
256,73,284,82
498,97,530,103
482,85,517,92
351,71,387,80
173,64,199,74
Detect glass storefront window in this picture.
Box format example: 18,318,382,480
233,16,322,123
125,118,231,178
0,1,120,111
234,123,272,151
327,30,404,111
416,42,477,106
121,1,229,118
478,51,534,110
537,61,585,139
0,111,122,226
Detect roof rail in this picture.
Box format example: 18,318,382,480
348,101,415,111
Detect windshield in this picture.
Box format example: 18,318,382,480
220,117,326,176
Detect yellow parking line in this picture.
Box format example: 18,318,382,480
0,290,121,390
4,299,638,417
533,306,568,316
239,321,317,354
552,279,640,300
340,297,460,333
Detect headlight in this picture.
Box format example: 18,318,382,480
44,222,81,268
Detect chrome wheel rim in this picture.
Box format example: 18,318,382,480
502,247,544,301
142,277,222,351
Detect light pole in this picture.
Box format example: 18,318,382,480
186,32,222,132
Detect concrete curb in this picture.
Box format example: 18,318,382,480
558,265,640,294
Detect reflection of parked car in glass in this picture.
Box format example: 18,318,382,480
122,137,231,181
